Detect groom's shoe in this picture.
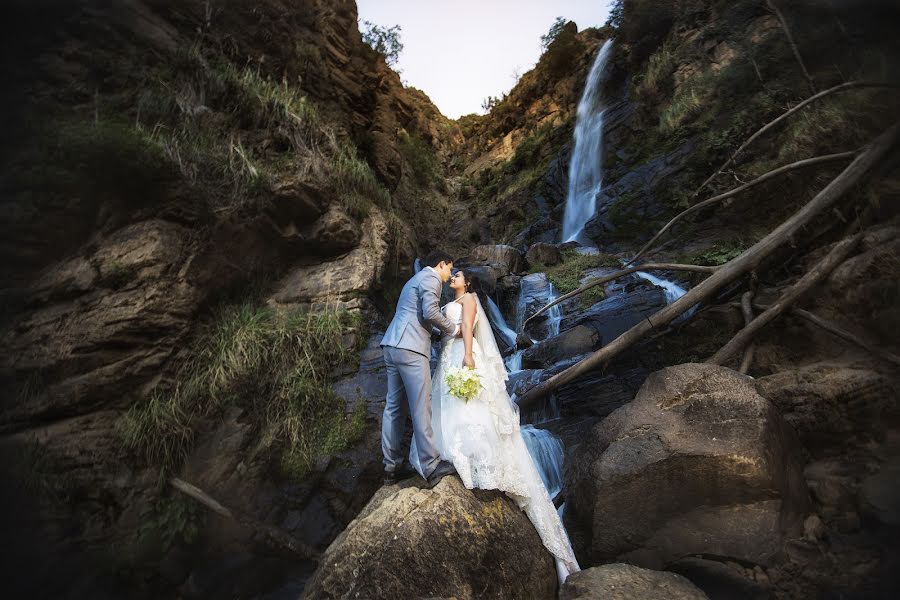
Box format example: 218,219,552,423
425,460,457,489
384,463,418,485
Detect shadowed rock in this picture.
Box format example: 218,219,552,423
565,363,811,568
560,563,709,600
302,476,556,599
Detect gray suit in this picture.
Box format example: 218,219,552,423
380,267,457,477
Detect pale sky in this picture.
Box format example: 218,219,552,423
356,0,614,119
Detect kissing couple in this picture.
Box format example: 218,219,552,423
379,249,580,583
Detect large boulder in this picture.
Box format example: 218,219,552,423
560,563,709,600
526,243,562,268
565,363,811,568
302,476,556,599
467,244,525,275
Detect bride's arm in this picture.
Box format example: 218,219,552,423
461,294,477,369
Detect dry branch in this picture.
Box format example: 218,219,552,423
515,121,900,411
522,263,718,329
732,302,900,368
626,151,858,266
693,81,897,199
708,232,863,366
170,477,320,560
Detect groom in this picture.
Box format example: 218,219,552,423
380,249,459,488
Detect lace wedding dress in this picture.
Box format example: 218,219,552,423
410,293,580,583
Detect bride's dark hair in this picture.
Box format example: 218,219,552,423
459,268,486,302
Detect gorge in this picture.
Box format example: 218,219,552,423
2,1,900,599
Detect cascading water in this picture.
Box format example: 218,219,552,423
633,270,687,304
561,39,614,243
521,425,564,500
486,297,518,349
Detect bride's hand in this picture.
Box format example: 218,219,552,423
463,354,475,369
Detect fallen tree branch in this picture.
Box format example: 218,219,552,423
515,121,900,411
626,151,858,266
738,290,756,375
522,263,718,329
170,477,320,560
728,302,900,368
708,232,863,366
767,0,816,94
693,80,897,199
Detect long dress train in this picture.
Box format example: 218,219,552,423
411,295,580,583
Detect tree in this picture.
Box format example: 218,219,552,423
540,17,568,51
361,20,404,67
605,0,624,28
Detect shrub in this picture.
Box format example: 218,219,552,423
331,142,391,217
397,130,441,186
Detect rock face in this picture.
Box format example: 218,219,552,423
565,363,811,568
302,476,556,600
755,363,897,458
560,563,709,600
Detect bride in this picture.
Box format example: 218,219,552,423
410,268,581,583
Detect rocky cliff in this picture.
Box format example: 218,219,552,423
0,0,463,596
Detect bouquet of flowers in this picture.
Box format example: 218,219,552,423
445,366,482,402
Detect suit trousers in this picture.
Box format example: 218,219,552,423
381,345,440,477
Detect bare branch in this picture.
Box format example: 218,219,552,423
728,303,900,368
693,80,898,199
522,263,718,329
515,121,900,411
626,150,858,266
170,477,321,560
708,232,863,365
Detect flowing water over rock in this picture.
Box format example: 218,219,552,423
521,425,565,500
561,39,614,243
487,296,518,349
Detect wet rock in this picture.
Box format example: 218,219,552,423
522,286,666,368
566,363,811,568
525,243,562,268
302,476,556,599
560,563,709,600
518,272,558,340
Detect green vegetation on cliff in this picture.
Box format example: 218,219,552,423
117,297,367,480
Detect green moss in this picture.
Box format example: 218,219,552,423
116,299,367,480
533,249,620,308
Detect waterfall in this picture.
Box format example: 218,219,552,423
561,39,614,243
485,297,518,349
546,283,562,338
521,425,565,500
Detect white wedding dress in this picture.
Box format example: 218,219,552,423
410,293,580,583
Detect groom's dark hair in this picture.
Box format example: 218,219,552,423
424,249,453,267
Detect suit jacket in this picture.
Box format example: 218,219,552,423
381,267,457,357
